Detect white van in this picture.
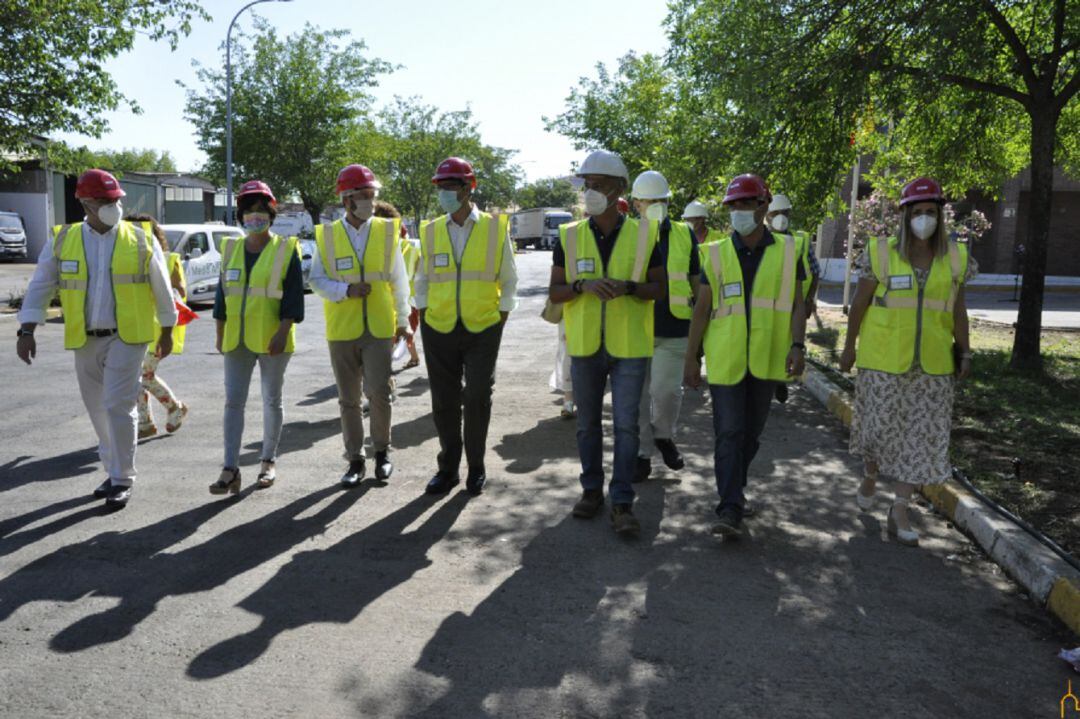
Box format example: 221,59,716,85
162,224,245,304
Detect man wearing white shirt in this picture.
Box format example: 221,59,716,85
416,157,517,496
311,164,412,487
15,169,178,508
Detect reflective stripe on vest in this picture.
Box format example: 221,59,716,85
54,221,156,350
561,217,656,358
665,221,694,318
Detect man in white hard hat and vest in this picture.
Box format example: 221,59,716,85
765,193,821,403
310,164,413,488
16,169,178,509
629,170,700,482
548,150,665,536
683,200,718,245
415,157,518,497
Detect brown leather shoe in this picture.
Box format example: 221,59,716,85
611,503,640,535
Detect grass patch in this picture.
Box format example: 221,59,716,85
809,307,1080,555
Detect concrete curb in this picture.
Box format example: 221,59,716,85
802,364,1080,637
0,307,62,321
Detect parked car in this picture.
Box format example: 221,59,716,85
510,208,573,250
0,211,28,260
161,223,244,304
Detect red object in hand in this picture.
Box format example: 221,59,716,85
175,300,199,327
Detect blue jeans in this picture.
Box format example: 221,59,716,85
570,350,648,506
709,377,777,518
223,346,292,468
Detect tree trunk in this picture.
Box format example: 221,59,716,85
1009,107,1057,371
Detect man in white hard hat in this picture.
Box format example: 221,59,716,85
765,193,820,403
548,150,665,536
629,170,700,482
683,201,717,245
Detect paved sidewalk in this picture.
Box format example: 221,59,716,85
0,251,1074,717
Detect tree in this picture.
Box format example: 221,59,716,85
372,97,521,226
0,1,207,170
48,146,178,174
514,177,579,210
181,17,393,224
665,0,1080,370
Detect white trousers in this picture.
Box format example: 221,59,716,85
638,335,688,456
73,335,147,485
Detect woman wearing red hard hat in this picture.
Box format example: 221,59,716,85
840,176,976,548
15,169,179,509
209,179,305,496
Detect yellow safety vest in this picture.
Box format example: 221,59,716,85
560,217,658,358
220,234,298,354
701,234,798,384
315,218,400,341
159,252,186,354
665,220,695,319
53,221,157,350
419,211,507,333
856,237,968,376
400,236,421,298
777,231,815,299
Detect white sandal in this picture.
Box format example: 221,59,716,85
256,460,276,488
887,498,920,547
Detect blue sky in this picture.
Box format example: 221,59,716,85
57,0,672,183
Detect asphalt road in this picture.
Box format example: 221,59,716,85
0,250,1074,718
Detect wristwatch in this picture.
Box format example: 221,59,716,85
17,328,33,338
791,341,806,352
625,281,638,296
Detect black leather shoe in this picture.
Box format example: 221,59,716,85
104,483,132,509
632,456,651,484
341,459,365,488
93,478,113,498
775,383,789,404
572,489,604,518
611,503,640,535
426,472,460,495
465,467,486,495
712,507,743,538
654,438,685,470
374,451,393,480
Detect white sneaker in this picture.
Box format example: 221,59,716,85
887,499,920,547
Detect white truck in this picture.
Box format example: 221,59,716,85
510,208,573,251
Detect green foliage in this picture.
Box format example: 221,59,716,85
0,0,207,170
370,97,521,225
45,145,178,175
181,17,394,222
514,177,579,210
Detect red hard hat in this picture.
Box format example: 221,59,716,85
75,169,125,200
900,176,945,206
237,179,276,204
617,197,629,214
336,164,380,194
431,157,476,189
722,174,771,205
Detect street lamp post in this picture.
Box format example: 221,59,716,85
225,0,292,225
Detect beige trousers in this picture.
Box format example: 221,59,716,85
328,333,394,459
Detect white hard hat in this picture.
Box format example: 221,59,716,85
768,193,792,212
682,200,709,219
631,170,671,200
576,150,629,181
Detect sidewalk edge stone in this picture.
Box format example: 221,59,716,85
802,364,1080,637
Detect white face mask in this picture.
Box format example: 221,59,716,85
438,189,463,214
95,201,122,228
730,209,759,236
770,214,789,232
348,197,374,221
644,202,667,221
910,214,938,240
583,189,612,216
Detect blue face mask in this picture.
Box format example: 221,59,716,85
438,189,463,214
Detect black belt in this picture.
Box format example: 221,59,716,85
86,329,117,337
